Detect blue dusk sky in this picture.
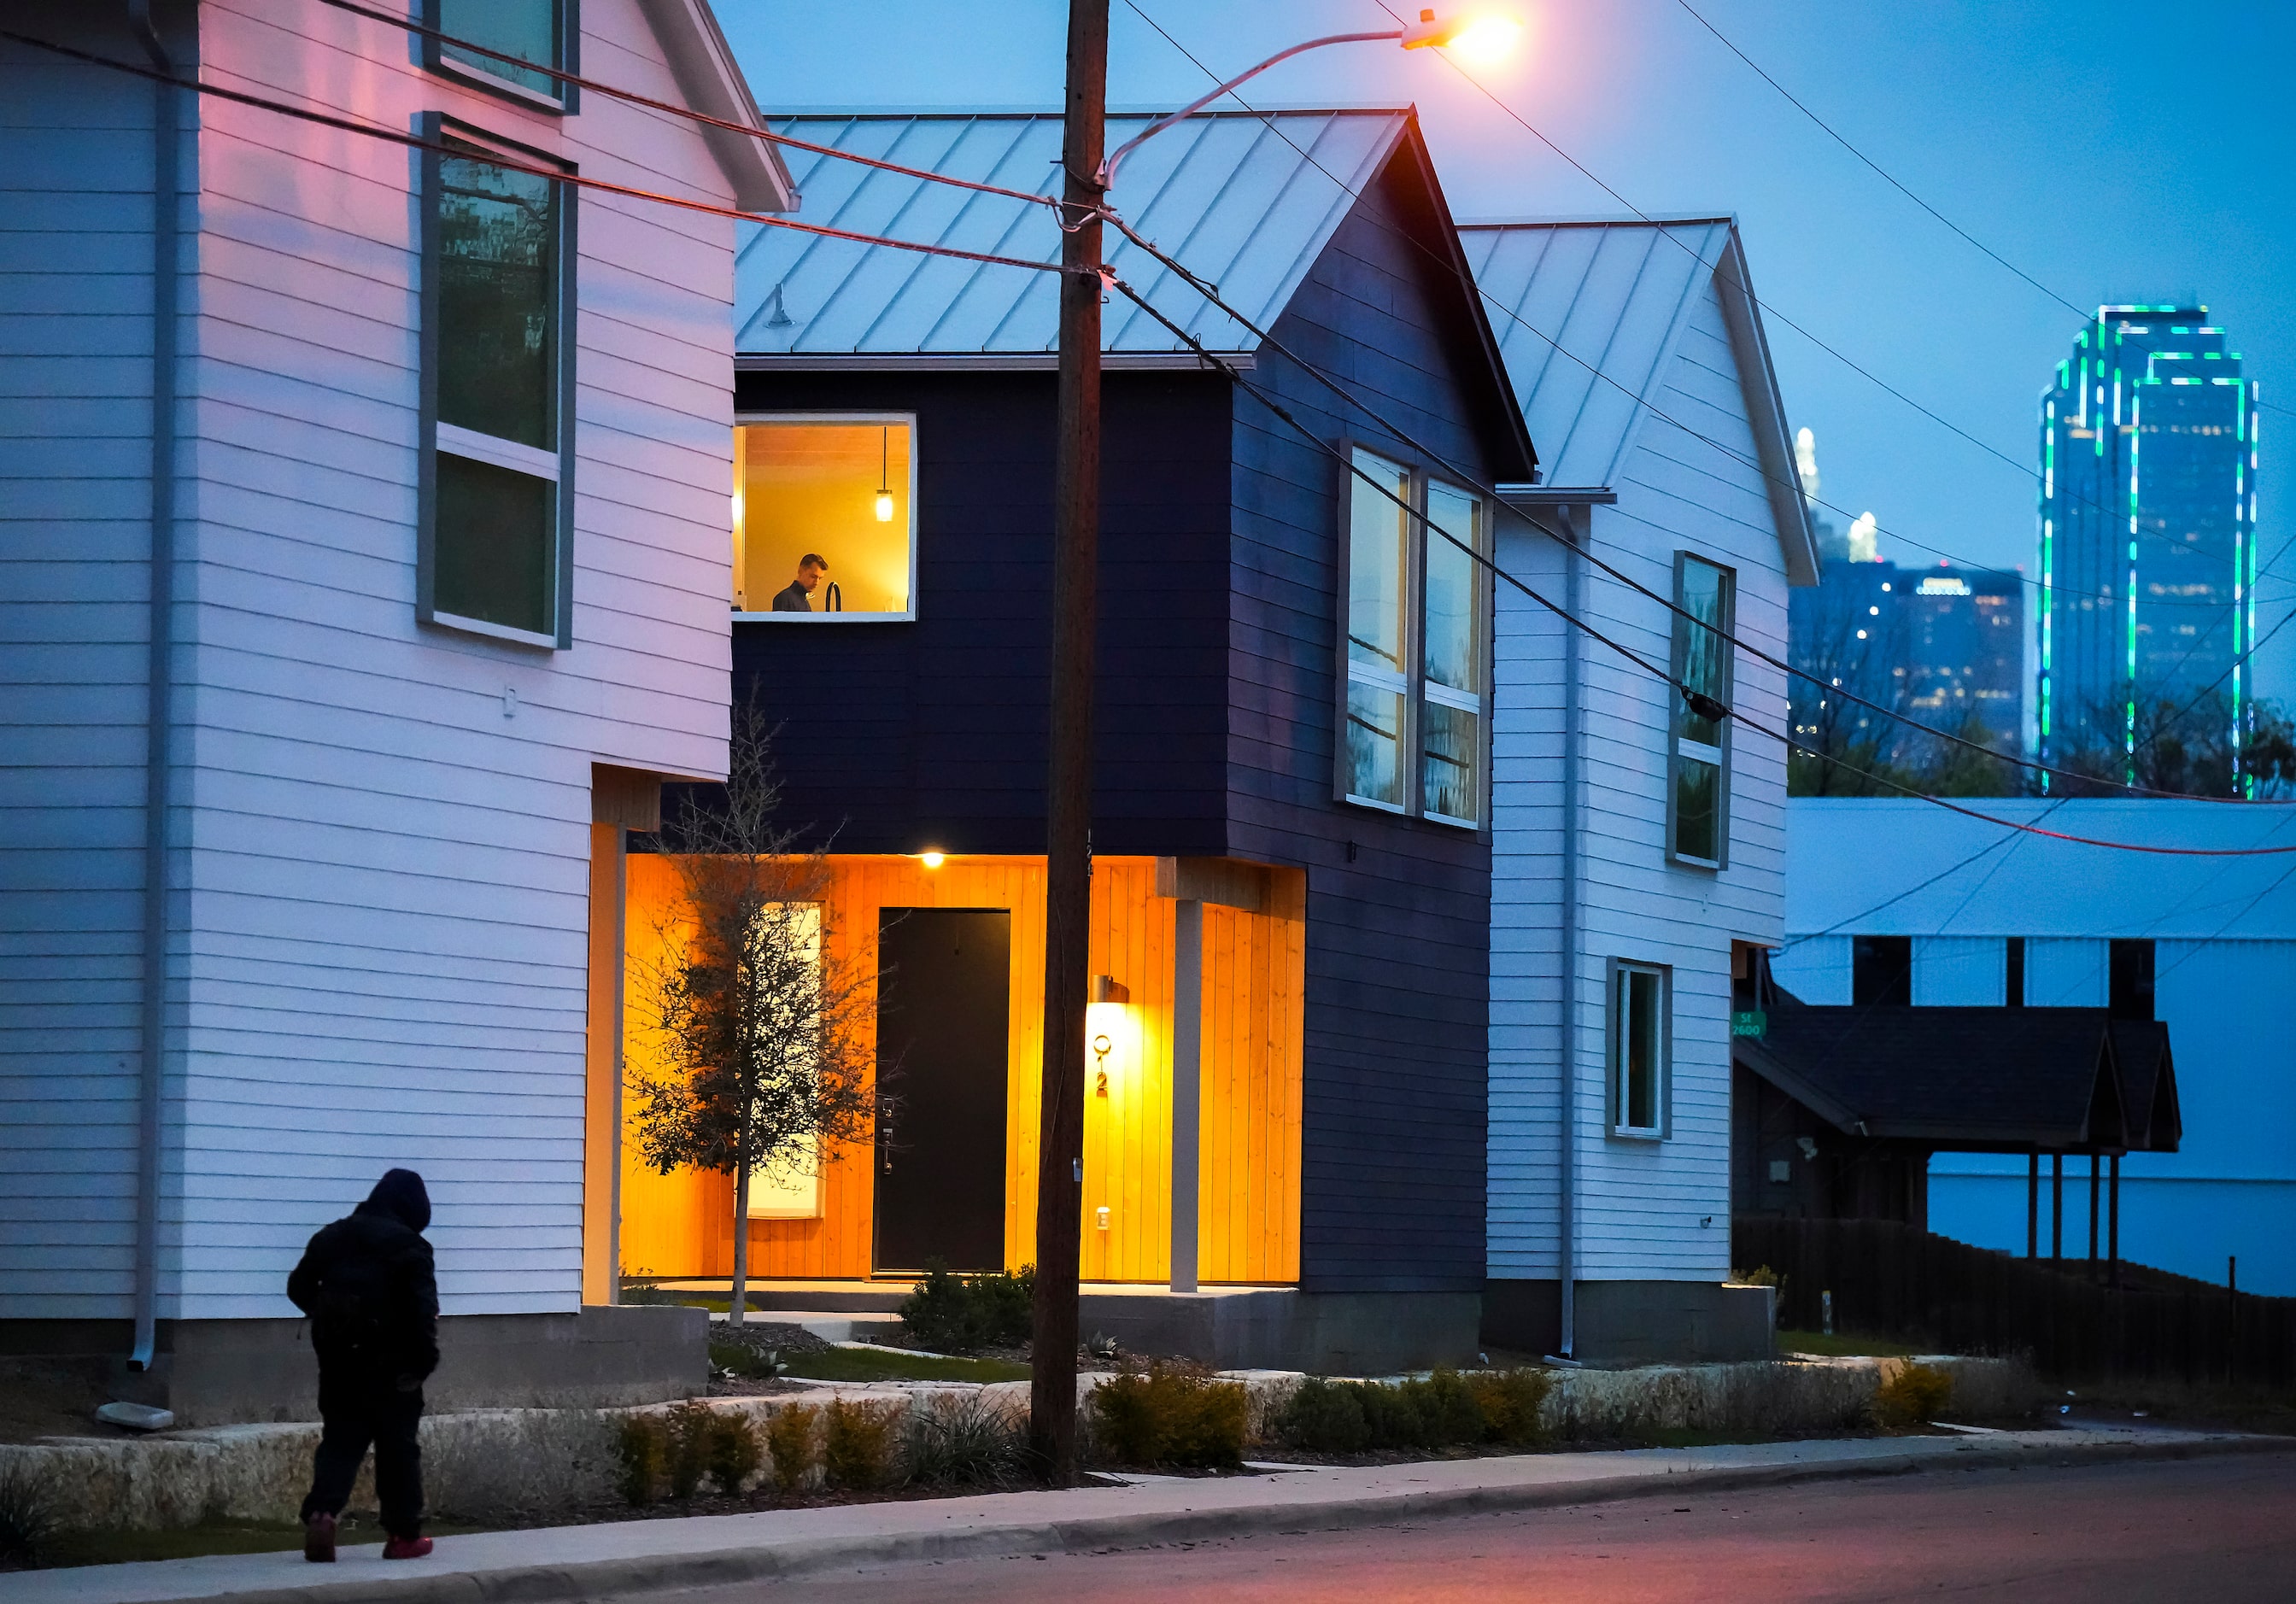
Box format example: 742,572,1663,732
720,0,2296,698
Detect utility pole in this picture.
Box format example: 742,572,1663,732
1029,0,1108,1486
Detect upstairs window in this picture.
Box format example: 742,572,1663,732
733,418,917,620
1852,934,1912,1005
419,123,573,647
1668,553,1735,866
427,0,576,110
2109,938,2155,1021
1339,447,1488,826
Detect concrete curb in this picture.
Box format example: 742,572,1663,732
26,1431,2289,1604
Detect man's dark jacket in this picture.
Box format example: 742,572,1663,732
287,1169,440,1384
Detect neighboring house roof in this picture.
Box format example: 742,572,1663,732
636,0,796,212
1735,1005,2177,1153
1460,216,1819,584
733,107,1463,363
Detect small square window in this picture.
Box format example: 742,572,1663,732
733,418,916,620
1609,959,1669,1139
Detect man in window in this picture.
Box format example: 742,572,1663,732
771,553,829,612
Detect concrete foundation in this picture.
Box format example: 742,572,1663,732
1483,1279,1775,1366
0,1305,707,1427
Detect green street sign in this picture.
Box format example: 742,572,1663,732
1731,1010,1767,1039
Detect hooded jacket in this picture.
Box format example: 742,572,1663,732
288,1169,440,1382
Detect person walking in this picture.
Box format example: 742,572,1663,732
288,1168,439,1562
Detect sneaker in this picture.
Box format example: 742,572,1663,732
382,1535,434,1560
302,1513,337,1564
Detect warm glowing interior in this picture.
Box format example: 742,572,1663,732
615,854,1304,1285
733,420,914,616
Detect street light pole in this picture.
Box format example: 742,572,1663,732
1030,0,1108,1486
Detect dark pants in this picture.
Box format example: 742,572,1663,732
302,1365,425,1538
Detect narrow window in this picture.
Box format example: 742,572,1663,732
1669,553,1735,865
427,0,576,109
1610,960,1669,1139
1852,935,1912,1005
2005,936,2026,1008
1344,449,1413,811
2109,938,2155,1021
1339,448,1486,824
1420,480,1485,825
732,418,917,620
420,126,571,645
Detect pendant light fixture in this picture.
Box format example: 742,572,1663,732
874,424,894,522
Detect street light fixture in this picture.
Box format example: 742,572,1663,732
1098,9,1522,189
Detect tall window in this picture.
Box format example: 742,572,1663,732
1669,553,1736,865
1852,934,1912,1005
427,0,575,109
420,123,572,646
1609,959,1670,1139
732,418,917,619
1340,448,1487,826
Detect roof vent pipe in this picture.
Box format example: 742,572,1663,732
126,0,180,1375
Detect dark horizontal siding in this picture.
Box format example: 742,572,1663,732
723,370,1231,856
1228,152,1502,1295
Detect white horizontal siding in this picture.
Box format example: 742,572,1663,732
1491,270,1791,1286
3,0,745,1322
0,9,179,1319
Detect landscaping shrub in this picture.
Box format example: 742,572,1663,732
823,1398,899,1490
709,1340,789,1381
665,1401,716,1499
1873,1361,1953,1428
617,1414,667,1507
0,1459,62,1571
1465,1367,1554,1446
1274,1377,1370,1453
1087,1363,1247,1469
904,1390,1026,1488
898,1260,1035,1353
766,1403,818,1495
706,1411,764,1495
1274,1369,1555,1455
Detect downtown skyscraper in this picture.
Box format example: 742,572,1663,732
2037,306,2260,778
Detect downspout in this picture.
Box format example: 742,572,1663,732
1556,508,1584,1359
126,0,179,1373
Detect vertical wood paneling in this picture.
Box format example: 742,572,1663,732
618,853,1302,1285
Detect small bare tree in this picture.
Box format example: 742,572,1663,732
630,701,879,1326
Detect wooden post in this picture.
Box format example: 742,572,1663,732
2051,1153,2063,1263
1028,0,1108,1488
1168,899,1202,1295
2087,1154,2100,1277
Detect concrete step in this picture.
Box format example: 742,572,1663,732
706,1310,906,1343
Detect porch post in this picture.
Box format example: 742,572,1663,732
2026,1150,2038,1260
1169,899,1203,1294
2087,1154,2100,1276
2109,1155,2121,1289
2051,1153,2063,1263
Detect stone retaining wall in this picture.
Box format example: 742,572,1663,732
1,1357,2034,1532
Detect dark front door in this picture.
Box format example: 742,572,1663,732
874,908,1010,1273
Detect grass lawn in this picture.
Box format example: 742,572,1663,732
779,1347,1029,1384
1777,1329,1919,1359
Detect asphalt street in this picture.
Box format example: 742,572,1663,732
688,1452,2296,1603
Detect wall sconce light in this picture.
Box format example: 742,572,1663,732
1090,975,1128,1005
918,849,946,869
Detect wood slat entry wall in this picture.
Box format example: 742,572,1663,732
614,855,1302,1285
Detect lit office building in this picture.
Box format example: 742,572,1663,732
2036,306,2259,776
1901,567,2024,753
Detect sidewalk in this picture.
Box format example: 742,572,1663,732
20,1426,2283,1604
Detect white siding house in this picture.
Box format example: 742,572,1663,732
1782,798,2296,1296
1,0,790,1401
1465,219,1819,1361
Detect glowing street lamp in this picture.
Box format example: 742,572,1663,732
1098,9,1522,189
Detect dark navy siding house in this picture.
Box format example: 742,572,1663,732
621,108,1534,1371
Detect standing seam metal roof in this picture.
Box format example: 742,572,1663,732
735,110,1410,356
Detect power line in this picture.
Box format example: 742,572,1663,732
1098,198,2285,805
306,0,1069,216
1,27,1076,278
1360,0,2293,600
1104,270,2296,857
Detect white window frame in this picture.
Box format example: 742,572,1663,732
1606,957,1672,1141
1336,445,1491,829
1666,551,1736,869
424,0,577,114
731,412,920,623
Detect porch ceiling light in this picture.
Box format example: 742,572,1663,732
918,849,946,869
